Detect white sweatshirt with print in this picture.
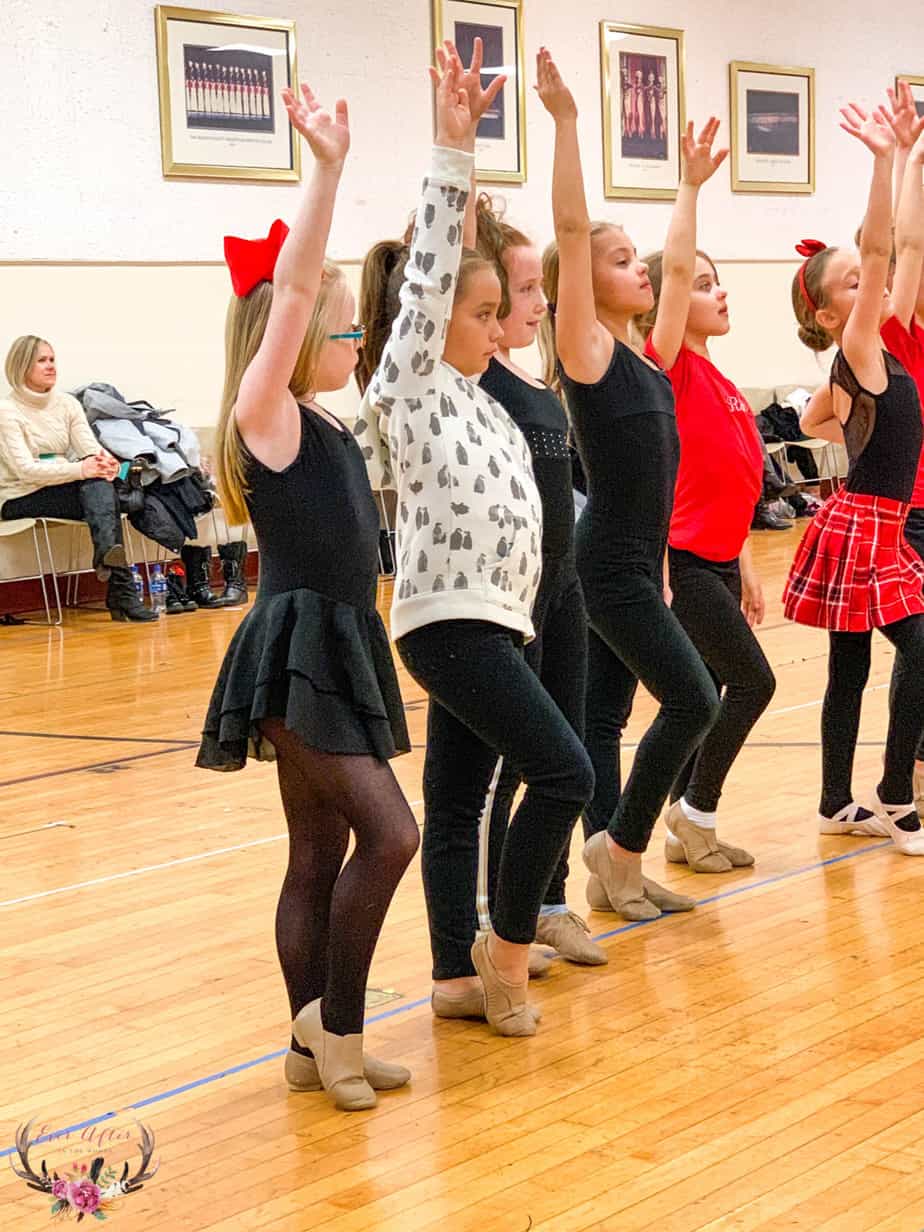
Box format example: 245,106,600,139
354,146,542,642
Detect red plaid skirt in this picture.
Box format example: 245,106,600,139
783,488,924,631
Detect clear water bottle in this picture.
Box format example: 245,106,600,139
150,565,167,615
131,565,145,604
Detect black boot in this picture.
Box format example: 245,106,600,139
751,502,793,530
181,545,236,608
165,561,198,613
217,542,249,606
79,479,128,579
106,567,158,622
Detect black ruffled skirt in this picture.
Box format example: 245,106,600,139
196,587,411,770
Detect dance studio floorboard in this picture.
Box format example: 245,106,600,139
3,526,924,1231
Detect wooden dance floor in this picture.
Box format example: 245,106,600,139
3,525,924,1231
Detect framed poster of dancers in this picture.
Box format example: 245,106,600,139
896,75,924,118
155,5,300,182
599,21,685,201
432,0,527,183
729,62,815,195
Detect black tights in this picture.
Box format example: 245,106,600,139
260,719,419,1041
821,614,924,817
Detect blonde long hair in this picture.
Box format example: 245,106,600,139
5,335,49,395
539,224,617,393
216,262,345,525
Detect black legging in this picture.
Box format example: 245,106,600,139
259,718,419,1038
2,478,122,560
485,565,587,916
888,506,924,761
821,614,924,817
668,548,777,812
396,619,594,981
579,534,719,853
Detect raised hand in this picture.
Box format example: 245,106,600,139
884,81,924,149
840,102,896,157
435,38,506,128
535,46,577,122
429,46,472,148
681,117,728,187
281,83,350,167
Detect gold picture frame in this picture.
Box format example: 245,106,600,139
896,74,924,118
431,0,527,184
600,21,686,201
155,5,300,182
729,61,815,195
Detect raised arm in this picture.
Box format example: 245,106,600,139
839,103,895,378
886,82,919,215
233,85,349,438
650,118,727,369
800,384,845,443
371,44,502,399
535,48,612,384
889,92,924,327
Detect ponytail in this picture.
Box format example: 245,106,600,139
356,239,409,394
539,240,562,394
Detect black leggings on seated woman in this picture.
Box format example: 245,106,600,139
822,614,924,817
1,478,123,564
396,618,595,981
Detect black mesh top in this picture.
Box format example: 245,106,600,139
833,349,923,504
480,358,574,561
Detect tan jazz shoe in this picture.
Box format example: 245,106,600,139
284,1047,410,1092
585,872,695,914
291,999,376,1111
663,802,733,873
534,910,607,965
470,932,538,1037
432,979,541,1023
581,831,660,921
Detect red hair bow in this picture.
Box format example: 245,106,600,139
223,218,290,297
795,238,827,312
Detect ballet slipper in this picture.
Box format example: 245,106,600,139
581,832,660,921
818,801,888,837
641,875,696,913
470,932,538,1037
284,1047,410,1092
291,999,376,1111
868,793,924,855
663,802,733,873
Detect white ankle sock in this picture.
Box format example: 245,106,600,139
539,904,569,917
681,798,717,828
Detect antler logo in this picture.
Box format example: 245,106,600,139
10,1114,159,1221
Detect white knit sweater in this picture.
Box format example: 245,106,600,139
0,388,100,506
354,146,543,641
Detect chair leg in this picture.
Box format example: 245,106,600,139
36,519,63,626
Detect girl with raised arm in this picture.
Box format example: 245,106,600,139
354,45,593,1035
784,101,924,851
196,84,418,1111
536,47,718,921
633,120,775,874
473,196,604,966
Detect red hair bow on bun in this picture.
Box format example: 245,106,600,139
224,218,290,297
795,238,828,312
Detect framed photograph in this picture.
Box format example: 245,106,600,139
599,21,685,201
155,5,300,182
432,0,526,183
729,62,814,194
896,75,924,118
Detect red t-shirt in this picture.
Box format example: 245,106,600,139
881,315,924,507
645,339,764,561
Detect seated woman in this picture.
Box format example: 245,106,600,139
0,336,155,621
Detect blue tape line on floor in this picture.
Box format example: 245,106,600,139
0,837,892,1159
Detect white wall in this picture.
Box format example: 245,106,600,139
2,0,916,263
